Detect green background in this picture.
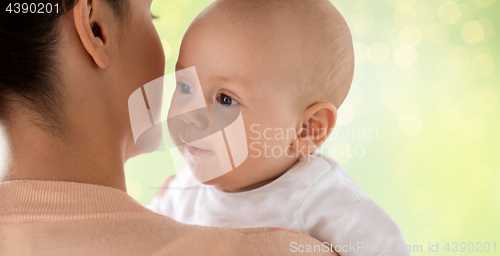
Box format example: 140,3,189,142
125,0,499,254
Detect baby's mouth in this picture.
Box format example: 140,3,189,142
186,144,212,156
180,137,213,157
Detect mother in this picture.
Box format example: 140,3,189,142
0,0,328,255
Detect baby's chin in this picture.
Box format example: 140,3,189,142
186,154,233,184
200,175,226,186
195,166,247,192
201,174,245,192
196,164,271,193
200,172,276,193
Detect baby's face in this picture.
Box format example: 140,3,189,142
174,20,304,192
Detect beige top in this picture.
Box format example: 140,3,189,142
0,180,332,256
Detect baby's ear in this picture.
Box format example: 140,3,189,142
291,102,337,156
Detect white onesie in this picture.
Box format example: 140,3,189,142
147,154,409,256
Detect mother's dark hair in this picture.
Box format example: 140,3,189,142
0,0,128,129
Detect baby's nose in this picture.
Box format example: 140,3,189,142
178,108,211,131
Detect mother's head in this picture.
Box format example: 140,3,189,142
0,0,164,186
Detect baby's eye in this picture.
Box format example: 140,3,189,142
177,82,193,94
217,93,239,107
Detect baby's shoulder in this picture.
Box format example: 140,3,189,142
298,156,404,240
297,154,370,207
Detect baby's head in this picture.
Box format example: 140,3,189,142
175,0,354,192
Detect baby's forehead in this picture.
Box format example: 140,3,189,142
188,17,317,91
188,19,303,76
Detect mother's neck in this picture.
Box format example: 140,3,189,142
0,108,128,192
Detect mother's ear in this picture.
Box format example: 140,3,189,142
73,0,110,68
291,102,337,156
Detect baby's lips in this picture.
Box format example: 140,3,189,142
187,144,211,152
181,138,213,152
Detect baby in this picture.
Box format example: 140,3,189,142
147,0,408,255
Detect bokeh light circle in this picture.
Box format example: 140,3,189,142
337,104,355,126
473,0,496,7
394,5,418,26
461,21,485,44
478,18,495,40
438,1,462,25
454,3,473,27
349,6,377,39
161,40,172,61
399,25,423,47
394,45,418,67
471,54,495,76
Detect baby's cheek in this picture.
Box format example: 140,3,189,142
245,126,293,159
242,108,296,157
